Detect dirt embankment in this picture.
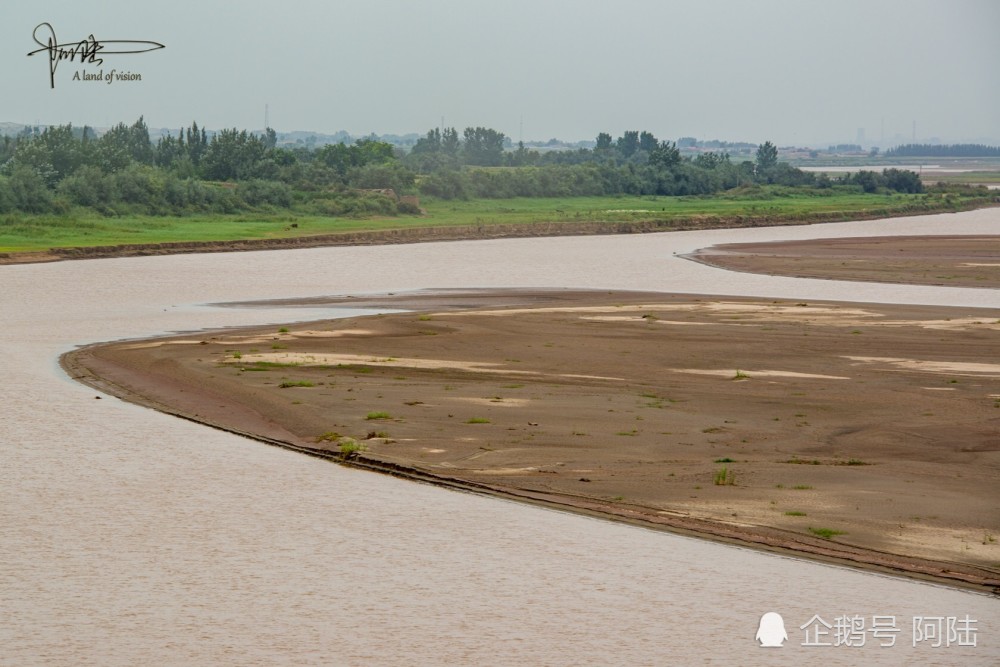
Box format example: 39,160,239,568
62,289,1000,594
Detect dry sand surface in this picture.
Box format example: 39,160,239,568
693,234,1000,288
64,288,1000,593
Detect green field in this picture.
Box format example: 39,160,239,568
0,190,992,254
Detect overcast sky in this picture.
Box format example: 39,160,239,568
5,0,999,147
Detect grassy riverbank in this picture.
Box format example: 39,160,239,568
0,189,994,255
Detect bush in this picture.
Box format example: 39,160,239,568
236,179,293,207
7,167,53,213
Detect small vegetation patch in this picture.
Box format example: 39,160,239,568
784,511,807,517
466,417,491,424
365,411,392,420
713,466,735,486
785,458,822,465
339,438,366,460
839,458,870,466
809,527,846,540
279,380,314,388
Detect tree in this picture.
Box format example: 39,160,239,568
754,140,778,174
882,168,922,194
639,131,659,154
617,131,639,158
441,127,461,157
595,132,613,152
648,141,680,170
262,127,277,150
200,129,267,181
411,128,442,155
184,121,208,166
462,127,506,166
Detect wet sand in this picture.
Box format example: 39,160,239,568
693,235,1000,288
64,288,1000,593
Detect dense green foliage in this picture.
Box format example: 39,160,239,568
0,117,957,219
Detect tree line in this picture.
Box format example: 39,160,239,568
884,144,1000,158
0,118,930,215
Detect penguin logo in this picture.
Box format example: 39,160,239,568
756,612,788,647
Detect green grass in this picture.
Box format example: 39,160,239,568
0,189,989,253
784,511,807,516
339,438,366,459
278,380,314,388
365,411,392,420
808,527,846,540
465,417,491,424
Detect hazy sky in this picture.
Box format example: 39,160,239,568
5,0,999,147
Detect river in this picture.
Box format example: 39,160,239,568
2,209,998,665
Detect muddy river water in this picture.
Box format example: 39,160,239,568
2,209,998,665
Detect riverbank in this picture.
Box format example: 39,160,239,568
3,195,996,265
62,288,1000,594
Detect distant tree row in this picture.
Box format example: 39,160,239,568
884,143,1000,158
0,118,935,215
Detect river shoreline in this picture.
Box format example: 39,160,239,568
3,199,996,266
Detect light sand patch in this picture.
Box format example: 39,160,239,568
961,263,1000,267
922,387,957,391
884,523,999,564
120,340,207,349
228,352,625,382
844,356,1000,377
292,329,376,338
686,302,875,318
452,397,531,407
669,368,850,380
904,318,1000,331
433,305,677,317
580,315,713,326
228,352,538,375
437,302,877,320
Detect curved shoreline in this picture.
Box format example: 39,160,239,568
3,199,996,265
60,290,1000,596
